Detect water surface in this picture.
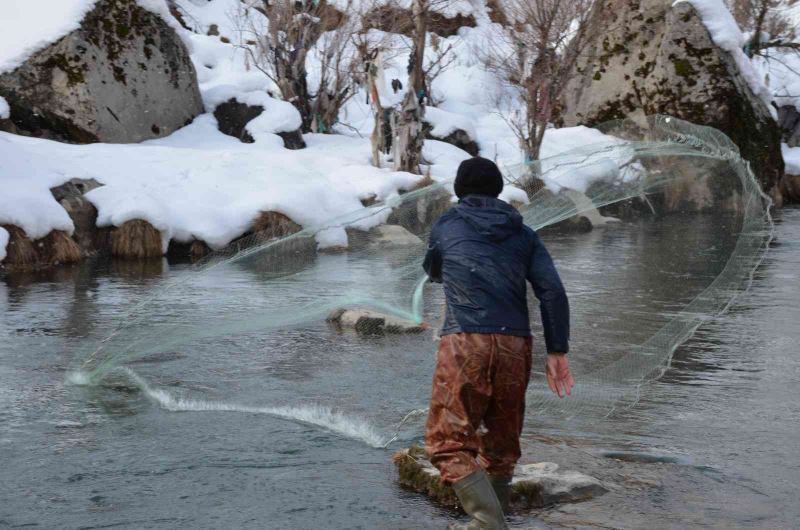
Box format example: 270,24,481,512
1,209,797,529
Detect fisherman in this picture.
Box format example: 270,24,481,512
423,157,573,529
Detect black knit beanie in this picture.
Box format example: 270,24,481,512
454,157,504,199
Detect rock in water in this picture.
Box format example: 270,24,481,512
327,309,425,335
393,447,608,510
0,0,203,143
559,0,784,200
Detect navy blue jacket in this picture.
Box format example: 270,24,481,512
423,195,570,353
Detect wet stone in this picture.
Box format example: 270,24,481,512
327,309,425,335
393,447,608,510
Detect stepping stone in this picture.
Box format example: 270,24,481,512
393,447,607,510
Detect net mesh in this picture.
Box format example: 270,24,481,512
71,115,773,429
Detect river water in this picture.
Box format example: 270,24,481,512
1,208,797,529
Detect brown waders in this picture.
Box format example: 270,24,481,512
424,332,532,529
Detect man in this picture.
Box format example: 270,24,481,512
423,157,573,529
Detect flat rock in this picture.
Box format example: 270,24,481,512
394,447,607,510
327,309,425,335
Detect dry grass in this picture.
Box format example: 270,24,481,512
111,220,164,259
251,211,302,240
1,225,38,268
38,230,82,265
0,225,82,269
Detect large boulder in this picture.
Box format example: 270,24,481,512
559,0,784,201
0,0,203,143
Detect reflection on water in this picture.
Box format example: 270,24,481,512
1,210,798,529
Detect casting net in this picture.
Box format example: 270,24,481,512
71,115,773,442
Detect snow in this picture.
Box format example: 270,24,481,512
783,144,800,175
0,227,8,262
425,106,477,141
0,96,9,120
677,0,775,112
0,0,98,74
0,0,630,263
0,178,74,239
0,121,427,251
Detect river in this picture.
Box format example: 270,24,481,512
1,207,797,529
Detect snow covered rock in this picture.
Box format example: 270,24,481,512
213,97,306,150
50,178,103,254
393,447,608,510
327,309,425,335
559,0,784,200
0,0,203,144
423,107,479,156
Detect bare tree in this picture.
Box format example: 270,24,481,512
482,0,601,161
727,0,799,56
393,0,429,174
237,0,359,134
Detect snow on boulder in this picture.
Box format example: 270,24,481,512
0,0,203,144
423,107,479,156
559,0,784,201
0,96,9,120
207,87,306,149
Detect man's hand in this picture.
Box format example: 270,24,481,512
545,354,574,398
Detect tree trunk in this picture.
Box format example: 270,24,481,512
394,0,427,174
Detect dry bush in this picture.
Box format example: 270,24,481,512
726,0,799,53
38,230,82,266
250,211,302,239
1,225,38,268
481,0,602,161
237,0,361,134
110,220,164,259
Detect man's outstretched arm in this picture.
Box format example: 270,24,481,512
526,231,570,354
527,231,573,397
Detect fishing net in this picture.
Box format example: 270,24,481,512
70,115,773,444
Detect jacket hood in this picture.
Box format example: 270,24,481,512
455,194,523,241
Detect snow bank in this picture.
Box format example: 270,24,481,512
0,227,8,262
0,96,9,120
0,120,428,250
0,176,74,239
676,0,774,111
783,144,800,175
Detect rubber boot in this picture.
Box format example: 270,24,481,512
451,469,508,530
488,475,512,512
